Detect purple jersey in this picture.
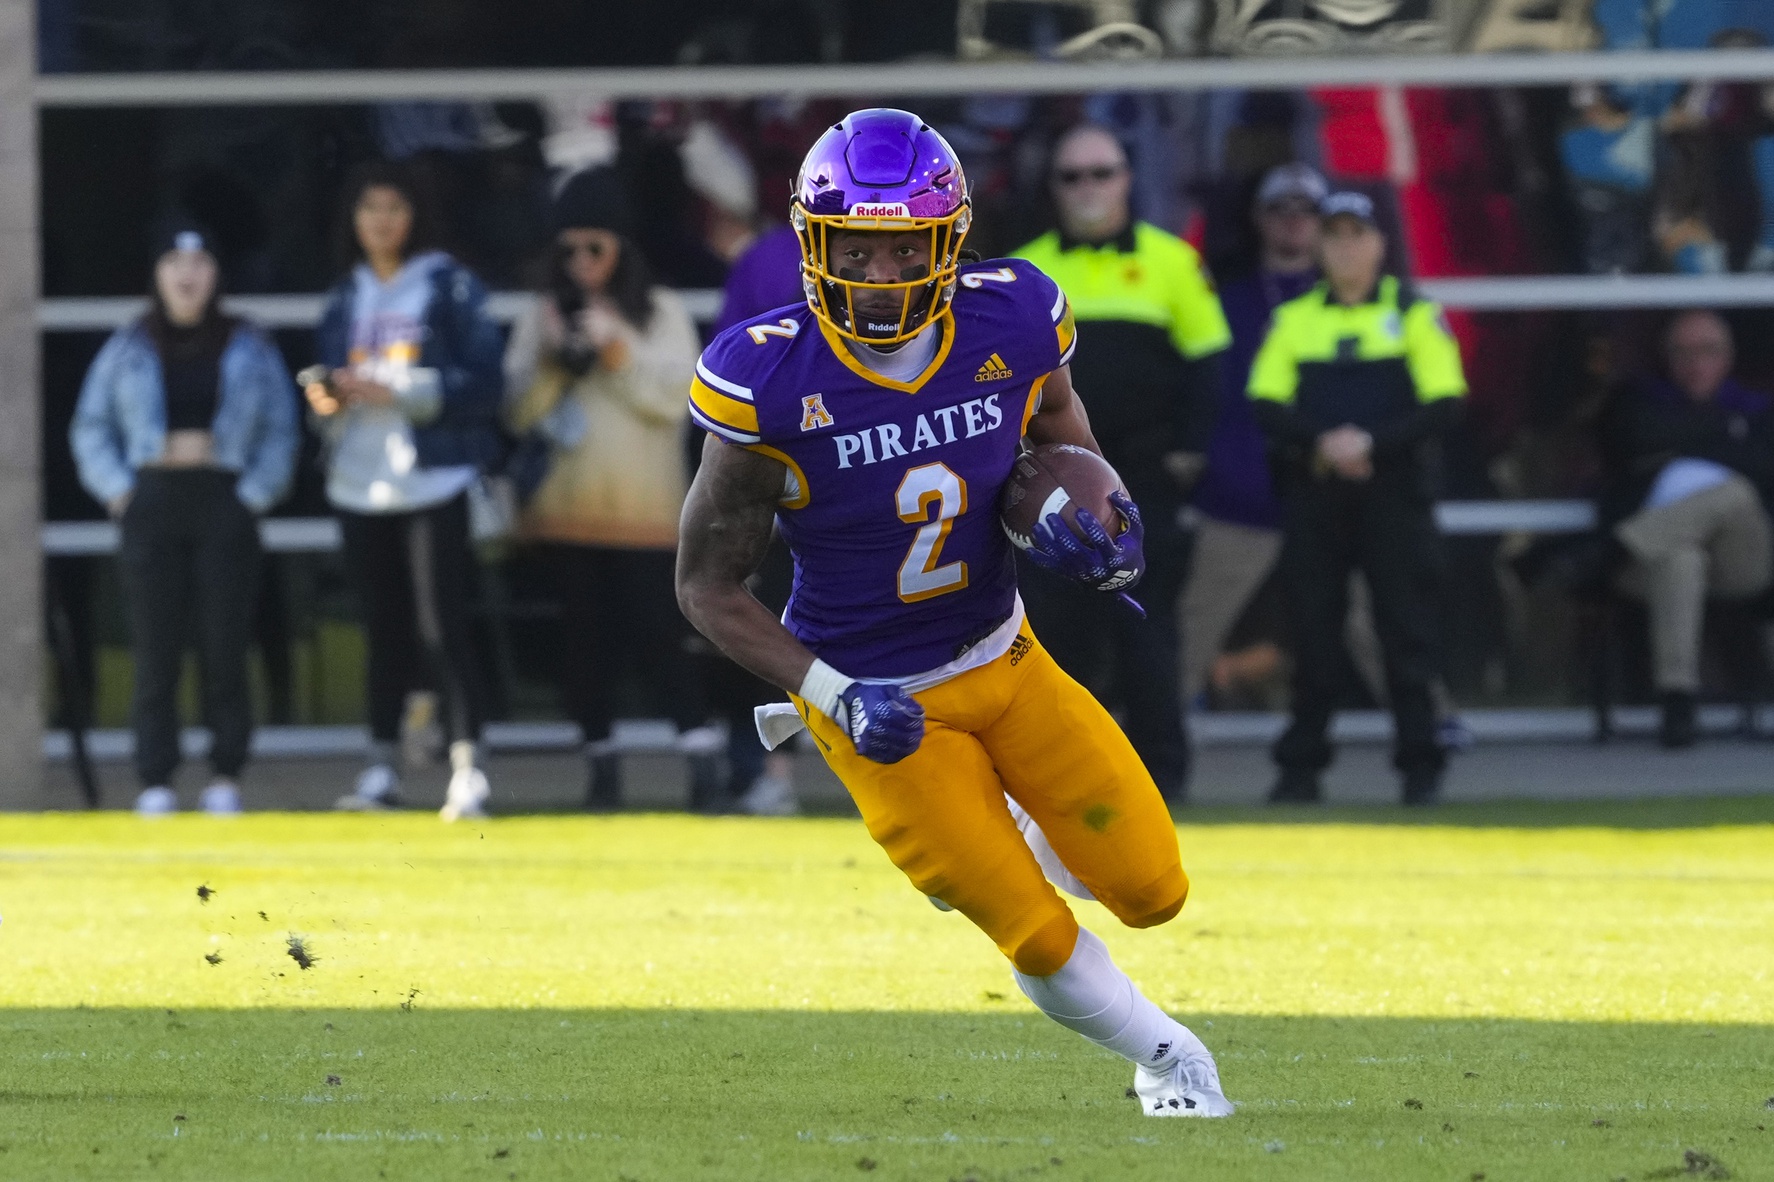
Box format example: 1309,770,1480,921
690,257,1077,679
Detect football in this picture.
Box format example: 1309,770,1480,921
999,443,1129,552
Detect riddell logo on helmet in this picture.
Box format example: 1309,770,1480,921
850,202,911,218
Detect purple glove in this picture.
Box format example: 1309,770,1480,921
837,681,926,764
1028,490,1147,594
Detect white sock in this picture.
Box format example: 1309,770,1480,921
1013,927,1185,1071
448,740,482,774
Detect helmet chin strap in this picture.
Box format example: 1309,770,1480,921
841,273,938,346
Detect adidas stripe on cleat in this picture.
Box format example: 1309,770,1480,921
1133,1026,1236,1118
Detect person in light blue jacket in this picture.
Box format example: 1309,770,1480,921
70,222,299,816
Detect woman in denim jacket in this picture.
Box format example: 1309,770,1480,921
70,223,298,815
304,161,504,820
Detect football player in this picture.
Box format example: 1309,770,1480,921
675,108,1233,1117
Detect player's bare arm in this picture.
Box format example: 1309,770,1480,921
1024,363,1102,455
676,434,926,765
675,435,813,695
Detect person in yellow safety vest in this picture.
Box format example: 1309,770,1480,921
1012,124,1231,802
1247,190,1467,807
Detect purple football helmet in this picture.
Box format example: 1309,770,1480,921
791,108,971,344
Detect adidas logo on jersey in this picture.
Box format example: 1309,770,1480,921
975,353,1013,382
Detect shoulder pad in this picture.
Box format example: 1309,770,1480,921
955,257,1074,368
690,304,811,446
957,257,1064,316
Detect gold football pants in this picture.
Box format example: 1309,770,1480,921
795,621,1187,976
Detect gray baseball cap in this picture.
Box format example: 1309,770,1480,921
1320,190,1378,226
1255,163,1329,209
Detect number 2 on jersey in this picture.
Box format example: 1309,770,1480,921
895,463,969,603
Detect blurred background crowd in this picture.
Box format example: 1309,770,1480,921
36,0,1774,811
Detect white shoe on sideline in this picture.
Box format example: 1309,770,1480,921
199,780,242,815
335,764,402,811
737,773,799,816
676,724,726,756
134,786,177,816
1134,1026,1236,1118
439,765,490,822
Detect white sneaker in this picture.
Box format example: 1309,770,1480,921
1133,1026,1236,1118
737,773,799,816
198,780,242,815
676,723,726,756
439,765,490,822
134,786,177,816
335,764,401,811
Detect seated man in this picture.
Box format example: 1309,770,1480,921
1601,310,1774,746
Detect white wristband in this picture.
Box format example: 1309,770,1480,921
798,658,852,724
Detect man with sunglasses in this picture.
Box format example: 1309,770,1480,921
676,108,1234,1118
1012,124,1232,801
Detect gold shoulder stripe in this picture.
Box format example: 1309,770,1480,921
1056,303,1077,358
689,376,760,434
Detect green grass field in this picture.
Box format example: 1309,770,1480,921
3,798,1772,1181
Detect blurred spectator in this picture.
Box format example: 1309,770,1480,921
1560,85,1657,275
1250,192,1466,806
69,221,298,815
1013,123,1231,800
1184,163,1325,702
616,107,736,288
307,161,504,820
1599,310,1774,747
679,118,763,264
1560,0,1774,274
502,168,720,811
713,224,803,335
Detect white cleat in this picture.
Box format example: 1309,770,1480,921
737,773,800,816
335,764,402,811
198,780,242,815
134,786,177,816
1134,1026,1236,1118
439,765,490,822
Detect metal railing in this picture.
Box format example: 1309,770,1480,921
33,49,1774,107
38,271,1774,337
39,499,1596,557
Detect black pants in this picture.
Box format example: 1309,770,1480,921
541,544,705,744
118,469,261,788
1274,479,1446,777
339,494,488,748
1019,499,1193,796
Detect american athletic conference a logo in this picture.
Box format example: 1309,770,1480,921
801,394,834,432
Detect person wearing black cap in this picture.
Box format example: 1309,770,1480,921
70,221,299,815
502,166,717,811
307,160,505,821
1247,191,1467,806
1185,163,1327,702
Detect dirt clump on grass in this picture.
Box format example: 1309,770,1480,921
1643,1148,1730,1179
285,936,316,970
